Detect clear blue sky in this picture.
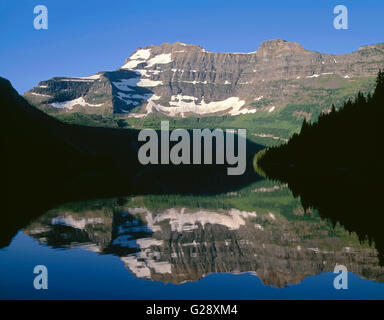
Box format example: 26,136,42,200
1,0,383,93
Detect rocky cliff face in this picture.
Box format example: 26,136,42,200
24,199,384,288
24,39,384,118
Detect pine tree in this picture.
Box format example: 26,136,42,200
300,118,310,134
373,70,384,101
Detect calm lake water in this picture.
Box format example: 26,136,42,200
1,179,384,299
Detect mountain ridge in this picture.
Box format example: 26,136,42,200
129,39,383,56
23,39,384,134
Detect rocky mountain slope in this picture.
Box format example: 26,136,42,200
24,39,384,121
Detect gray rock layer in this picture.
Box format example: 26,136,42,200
24,39,384,118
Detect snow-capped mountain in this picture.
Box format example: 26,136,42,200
24,39,384,118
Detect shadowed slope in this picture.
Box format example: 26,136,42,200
0,77,263,247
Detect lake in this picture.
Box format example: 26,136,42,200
1,179,383,299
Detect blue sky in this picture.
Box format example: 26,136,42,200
1,0,383,93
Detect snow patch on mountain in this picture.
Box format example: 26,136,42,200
30,92,52,97
113,77,163,89
163,96,249,116
128,96,256,117
121,60,143,69
75,74,101,80
145,53,172,68
130,49,151,60
116,92,140,106
60,78,96,82
112,80,135,91
51,97,103,110
171,94,198,102
121,49,152,69
137,78,163,87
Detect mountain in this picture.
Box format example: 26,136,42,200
258,71,383,173
255,71,384,262
24,40,384,122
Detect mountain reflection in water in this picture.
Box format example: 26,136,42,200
20,180,384,289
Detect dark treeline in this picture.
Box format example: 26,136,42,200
259,70,383,173
258,71,384,263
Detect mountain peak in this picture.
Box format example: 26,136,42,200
257,39,306,56
358,43,384,51
260,38,288,45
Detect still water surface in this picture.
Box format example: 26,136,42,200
1,179,383,299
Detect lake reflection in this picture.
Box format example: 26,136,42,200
2,179,383,299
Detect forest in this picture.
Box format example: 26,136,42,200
257,71,384,263
258,70,383,174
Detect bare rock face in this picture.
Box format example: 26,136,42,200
24,40,384,119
